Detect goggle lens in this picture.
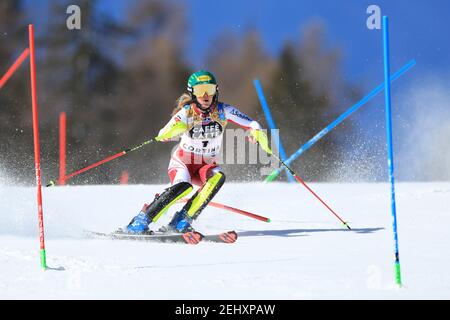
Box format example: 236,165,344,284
192,83,217,97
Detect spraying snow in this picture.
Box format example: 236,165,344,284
396,75,450,181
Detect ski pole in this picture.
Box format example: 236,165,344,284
275,155,351,230
276,153,351,229
178,198,271,222
46,121,188,186
250,130,351,229
46,139,154,186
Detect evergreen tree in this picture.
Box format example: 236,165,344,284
38,0,127,184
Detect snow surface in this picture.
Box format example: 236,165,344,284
1,182,449,299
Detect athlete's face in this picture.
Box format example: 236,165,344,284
196,93,213,109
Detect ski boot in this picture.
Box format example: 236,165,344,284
124,182,193,234
125,203,153,234
159,171,226,234
159,209,194,234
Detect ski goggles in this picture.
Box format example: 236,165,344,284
192,83,217,97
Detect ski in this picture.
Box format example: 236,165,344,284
84,229,237,244
201,231,238,243
84,229,203,244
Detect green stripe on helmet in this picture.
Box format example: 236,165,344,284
187,70,217,91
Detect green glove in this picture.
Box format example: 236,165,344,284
155,121,188,141
249,129,272,155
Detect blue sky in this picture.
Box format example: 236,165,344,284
185,0,448,82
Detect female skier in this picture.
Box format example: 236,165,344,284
125,70,270,234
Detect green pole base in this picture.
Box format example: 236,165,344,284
264,170,280,182
395,262,402,286
40,249,47,270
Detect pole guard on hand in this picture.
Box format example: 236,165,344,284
249,129,272,155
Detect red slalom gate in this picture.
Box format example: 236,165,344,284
0,48,29,89
28,25,47,269
120,170,129,184
59,112,67,185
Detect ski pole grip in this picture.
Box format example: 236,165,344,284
46,180,56,187
124,139,154,153
250,129,272,155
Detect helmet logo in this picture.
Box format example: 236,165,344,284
197,75,212,82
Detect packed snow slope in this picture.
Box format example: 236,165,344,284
1,182,449,299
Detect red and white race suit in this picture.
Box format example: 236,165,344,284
158,102,262,186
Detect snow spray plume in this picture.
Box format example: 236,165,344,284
252,131,351,230
395,74,450,181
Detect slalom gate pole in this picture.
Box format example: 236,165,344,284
28,25,47,269
253,78,295,182
0,48,30,89
264,59,416,182
383,16,402,286
120,170,129,184
58,112,67,185
272,152,351,229
46,138,154,186
178,198,270,222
